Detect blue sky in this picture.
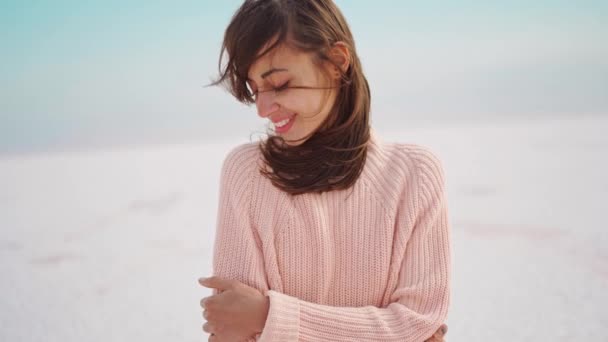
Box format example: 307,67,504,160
1,1,607,154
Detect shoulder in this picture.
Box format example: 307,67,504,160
395,143,445,179
220,141,262,192
363,138,446,205
388,143,448,212
221,141,261,175
390,143,447,193
369,139,445,181
371,138,446,188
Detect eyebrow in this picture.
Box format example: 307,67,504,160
248,68,288,81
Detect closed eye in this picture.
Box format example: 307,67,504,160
250,81,291,98
274,81,290,92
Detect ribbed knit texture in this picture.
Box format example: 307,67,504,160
211,129,451,341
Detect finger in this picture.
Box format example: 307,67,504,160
200,297,211,309
199,276,235,290
202,321,214,334
198,277,209,286
424,336,442,342
432,324,447,337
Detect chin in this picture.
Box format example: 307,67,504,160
282,137,302,147
281,133,306,146
274,122,311,146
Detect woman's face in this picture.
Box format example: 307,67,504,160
246,42,338,146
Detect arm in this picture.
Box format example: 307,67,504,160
211,145,269,297
257,149,451,342
210,146,270,341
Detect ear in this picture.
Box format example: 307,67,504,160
328,41,351,74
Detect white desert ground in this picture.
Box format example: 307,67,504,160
1,115,607,341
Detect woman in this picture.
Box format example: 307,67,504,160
198,1,451,341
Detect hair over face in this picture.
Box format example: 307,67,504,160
212,0,371,195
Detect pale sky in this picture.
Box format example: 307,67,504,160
1,0,607,154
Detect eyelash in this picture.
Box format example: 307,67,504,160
274,81,290,92
251,81,290,97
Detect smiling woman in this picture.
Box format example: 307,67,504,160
211,0,371,195
202,1,451,341
245,42,340,141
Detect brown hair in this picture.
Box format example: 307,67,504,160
212,0,371,195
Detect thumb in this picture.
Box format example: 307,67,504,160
198,276,235,290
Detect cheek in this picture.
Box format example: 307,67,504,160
280,92,326,117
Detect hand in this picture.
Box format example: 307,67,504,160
424,323,448,342
198,276,269,342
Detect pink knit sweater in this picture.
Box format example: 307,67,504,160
211,130,452,341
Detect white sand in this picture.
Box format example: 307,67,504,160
1,116,607,341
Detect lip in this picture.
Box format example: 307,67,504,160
272,114,297,134
270,113,297,123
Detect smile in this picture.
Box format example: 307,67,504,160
272,114,296,133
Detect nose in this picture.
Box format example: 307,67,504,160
255,91,280,118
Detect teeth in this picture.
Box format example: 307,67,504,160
274,118,291,128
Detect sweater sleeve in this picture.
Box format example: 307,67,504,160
211,145,269,297
257,148,452,342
